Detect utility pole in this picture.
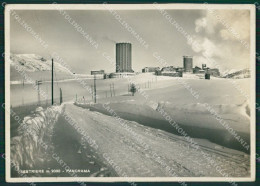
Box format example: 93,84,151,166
94,74,97,103
51,58,54,105
46,84,48,106
110,84,112,97
112,83,115,96
91,85,94,100
22,79,24,106
60,88,62,104
36,80,42,106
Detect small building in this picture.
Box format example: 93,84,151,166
155,66,183,77
161,66,177,72
161,71,180,77
207,68,220,76
91,70,105,75
155,69,162,76
109,72,135,78
205,73,210,80
142,67,160,73
103,74,110,79
193,66,202,74
175,67,184,72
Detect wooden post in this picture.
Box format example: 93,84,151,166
112,83,115,96
91,85,94,100
94,74,96,103
51,58,54,105
46,84,48,106
110,84,112,97
36,80,42,106
21,79,24,106
60,88,62,105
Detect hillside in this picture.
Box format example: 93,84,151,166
10,54,72,73
10,54,81,82
222,69,250,79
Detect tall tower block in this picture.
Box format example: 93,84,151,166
116,43,132,72
183,56,193,73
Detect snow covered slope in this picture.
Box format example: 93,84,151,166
222,69,250,79
10,53,72,74
75,76,251,153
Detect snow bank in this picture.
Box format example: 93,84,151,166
10,105,62,170
75,78,250,152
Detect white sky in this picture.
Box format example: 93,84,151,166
10,9,250,74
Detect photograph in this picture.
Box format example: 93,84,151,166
4,3,255,183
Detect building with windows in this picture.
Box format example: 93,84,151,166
183,56,193,73
142,67,160,73
116,43,133,73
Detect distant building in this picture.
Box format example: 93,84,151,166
205,73,211,80
183,56,193,73
91,70,105,75
142,67,160,73
161,71,181,77
109,72,135,78
207,68,220,76
202,64,207,70
193,66,205,74
175,67,184,72
193,66,201,74
116,43,133,73
155,69,162,75
155,66,183,77
161,66,177,72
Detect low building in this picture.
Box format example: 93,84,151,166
109,72,135,78
175,67,184,72
193,66,201,74
155,69,162,75
193,66,205,74
161,66,176,72
161,71,182,77
155,66,183,77
91,70,105,75
142,67,160,73
207,68,220,76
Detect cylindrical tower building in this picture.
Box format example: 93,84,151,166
183,56,193,73
116,43,132,72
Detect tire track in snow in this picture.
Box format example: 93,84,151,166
63,103,250,177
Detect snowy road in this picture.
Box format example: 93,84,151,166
62,103,250,177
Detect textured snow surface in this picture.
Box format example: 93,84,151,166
63,103,250,177
11,105,62,169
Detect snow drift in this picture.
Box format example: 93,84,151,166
10,105,62,172
75,77,251,153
